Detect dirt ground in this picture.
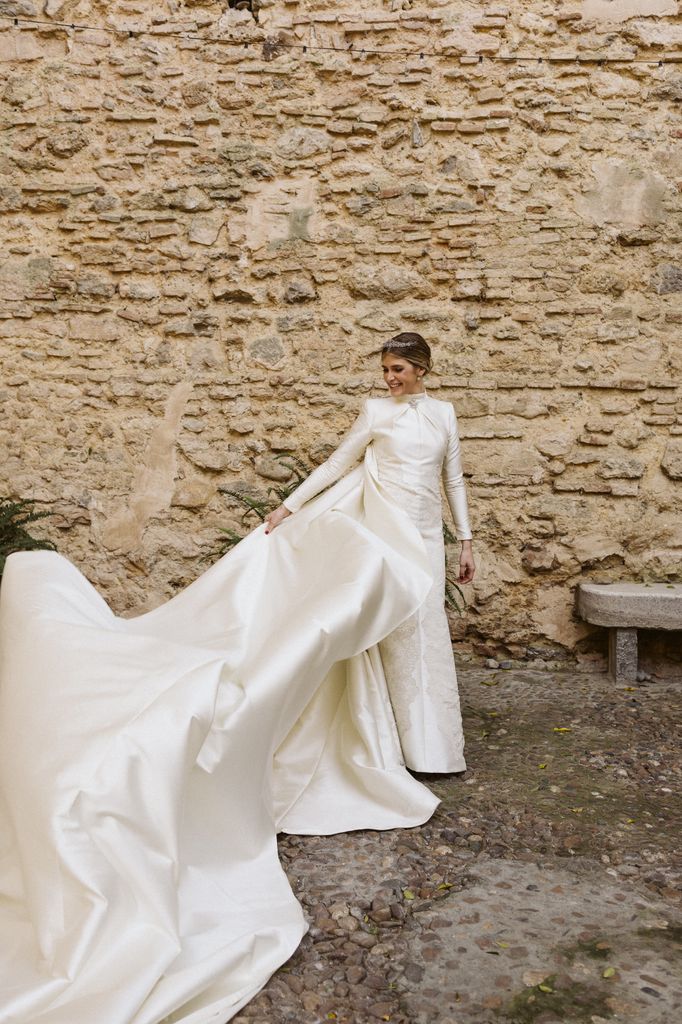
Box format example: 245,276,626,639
232,665,682,1024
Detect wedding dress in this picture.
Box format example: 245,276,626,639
283,391,473,772
0,390,471,1024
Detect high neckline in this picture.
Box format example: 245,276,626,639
391,391,428,403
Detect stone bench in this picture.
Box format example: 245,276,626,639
576,582,682,683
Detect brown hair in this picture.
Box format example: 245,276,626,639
381,332,433,374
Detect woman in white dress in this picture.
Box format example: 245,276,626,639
266,333,476,774
0,333,474,1024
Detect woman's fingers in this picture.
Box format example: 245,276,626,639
264,512,279,534
264,512,276,534
265,506,292,535
458,556,476,583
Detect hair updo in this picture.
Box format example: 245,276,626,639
380,332,433,375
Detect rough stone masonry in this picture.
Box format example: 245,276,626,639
0,0,680,669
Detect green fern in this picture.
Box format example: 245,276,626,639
276,455,311,482
219,491,271,524
211,457,468,619
443,522,457,546
443,521,467,615
445,571,466,615
0,498,56,578
210,456,316,561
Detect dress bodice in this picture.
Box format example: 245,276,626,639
368,396,451,527
371,396,448,474
283,393,473,541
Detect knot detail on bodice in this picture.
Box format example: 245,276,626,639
391,391,428,411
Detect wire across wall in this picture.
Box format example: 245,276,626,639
1,14,681,67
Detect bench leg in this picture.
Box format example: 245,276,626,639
608,627,638,683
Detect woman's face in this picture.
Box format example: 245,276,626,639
381,353,425,396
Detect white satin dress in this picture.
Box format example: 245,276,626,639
0,390,470,1024
283,391,473,772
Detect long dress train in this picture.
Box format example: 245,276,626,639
0,444,441,1024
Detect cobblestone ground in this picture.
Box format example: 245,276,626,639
233,667,682,1024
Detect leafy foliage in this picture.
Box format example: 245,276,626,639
212,457,315,558
445,570,466,616
0,498,56,578
442,521,467,615
212,456,467,613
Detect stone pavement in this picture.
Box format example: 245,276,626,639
233,666,682,1024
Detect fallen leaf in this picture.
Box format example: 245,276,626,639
522,970,548,987
571,807,584,813
538,763,547,769
603,966,616,978
403,889,415,900
538,983,554,993
496,940,509,948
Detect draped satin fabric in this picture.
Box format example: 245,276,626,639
0,442,441,1024
285,393,472,772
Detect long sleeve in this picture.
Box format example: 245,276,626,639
282,401,372,514
442,404,473,541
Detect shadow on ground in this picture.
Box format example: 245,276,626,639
232,668,682,1024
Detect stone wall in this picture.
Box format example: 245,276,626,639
1,0,681,669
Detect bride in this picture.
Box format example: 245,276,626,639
266,332,476,772
0,333,474,1024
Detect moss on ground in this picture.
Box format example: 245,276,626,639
558,937,613,962
501,973,614,1023
636,923,682,946
446,690,678,862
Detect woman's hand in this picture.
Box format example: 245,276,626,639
264,504,292,535
457,540,475,584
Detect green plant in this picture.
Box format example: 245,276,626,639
445,570,466,616
212,457,468,616
0,498,56,578
443,522,466,615
210,456,315,560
